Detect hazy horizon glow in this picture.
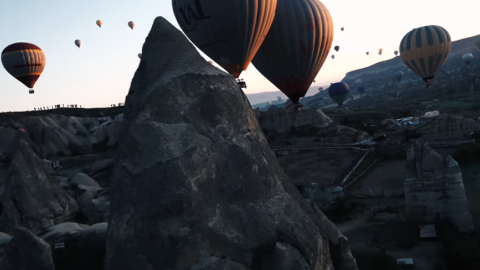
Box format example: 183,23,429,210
0,0,479,111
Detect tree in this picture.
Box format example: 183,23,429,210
367,234,391,257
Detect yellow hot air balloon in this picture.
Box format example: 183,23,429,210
378,48,383,55
96,20,102,28
252,0,333,104
172,0,277,78
399,25,451,86
128,21,134,30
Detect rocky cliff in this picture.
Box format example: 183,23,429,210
413,115,480,142
105,16,357,270
404,141,473,232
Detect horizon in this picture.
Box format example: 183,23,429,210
1,0,479,111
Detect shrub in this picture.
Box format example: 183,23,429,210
68,143,84,156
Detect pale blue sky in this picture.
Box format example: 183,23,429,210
0,0,479,111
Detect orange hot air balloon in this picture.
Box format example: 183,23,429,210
96,20,102,28
172,0,277,78
252,0,334,104
1,42,46,94
128,21,134,30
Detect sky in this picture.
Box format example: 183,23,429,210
0,0,479,111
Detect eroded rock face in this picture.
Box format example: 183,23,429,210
405,141,473,232
106,17,357,270
0,131,79,234
0,226,55,270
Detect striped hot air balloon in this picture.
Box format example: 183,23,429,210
172,0,277,79
328,82,349,106
399,25,451,86
1,42,46,94
285,98,295,112
252,0,334,104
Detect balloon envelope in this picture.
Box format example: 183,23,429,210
378,48,383,55
394,71,404,81
357,86,365,93
366,52,369,55
462,53,473,65
328,82,349,106
252,0,334,103
1,42,46,89
331,55,335,59
341,27,344,31
334,45,339,52
172,0,277,78
96,20,102,28
75,40,81,48
128,21,134,29
394,50,398,56
399,25,451,84
138,53,142,59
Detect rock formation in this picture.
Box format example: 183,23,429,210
0,131,80,234
414,115,480,142
106,17,357,270
404,141,473,232
0,226,55,270
254,108,332,133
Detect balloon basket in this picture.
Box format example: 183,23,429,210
29,89,34,94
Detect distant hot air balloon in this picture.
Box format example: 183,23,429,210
399,25,452,86
475,39,480,49
378,48,383,55
462,53,473,66
331,55,335,59
366,52,369,55
341,27,344,31
208,60,214,65
252,0,334,104
318,87,324,91
128,21,134,30
357,86,365,94
394,71,404,82
96,20,102,28
172,0,277,79
138,53,142,59
1,42,46,94
277,96,282,101
355,79,362,85
75,40,81,48
334,45,340,52
313,80,316,83
328,82,349,106
394,50,398,56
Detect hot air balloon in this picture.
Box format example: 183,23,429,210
341,27,344,31
138,53,142,59
75,40,81,48
208,60,214,65
475,39,480,49
394,50,398,56
357,86,365,94
399,25,451,87
277,96,282,101
331,55,335,59
128,21,134,30
328,82,349,106
462,53,473,66
394,71,404,82
334,45,340,52
96,20,102,28
378,48,383,55
172,0,277,79
318,87,324,91
1,42,46,94
252,0,334,105
366,52,369,55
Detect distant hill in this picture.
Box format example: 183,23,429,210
341,34,480,89
247,85,328,105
